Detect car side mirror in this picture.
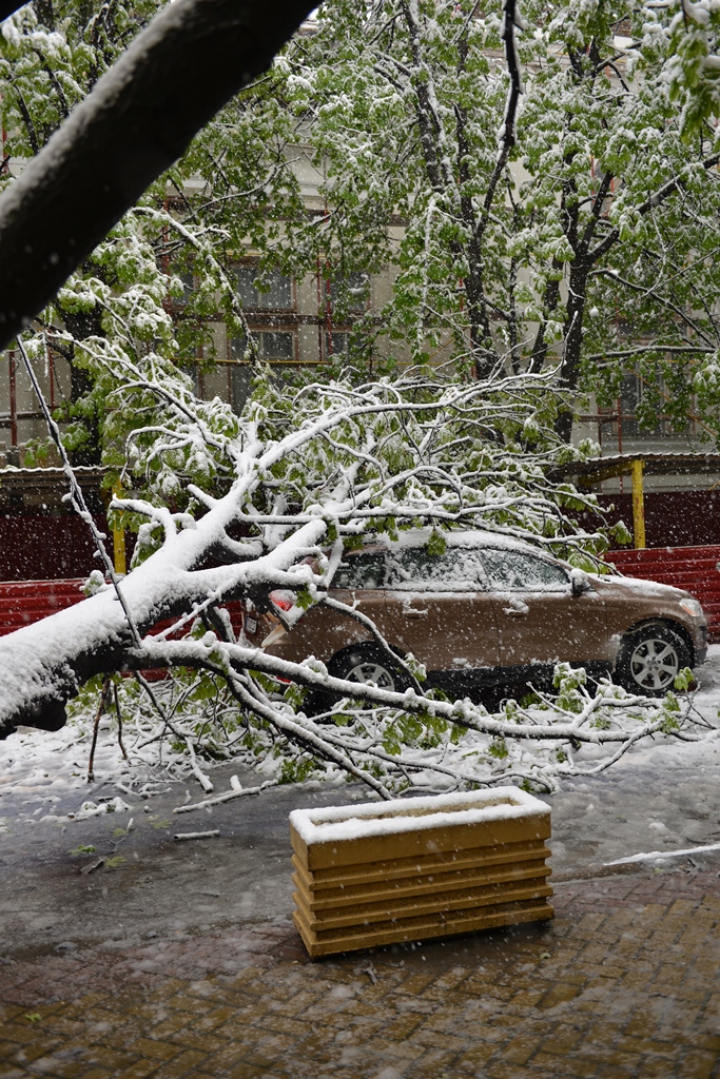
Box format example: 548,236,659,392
570,568,592,597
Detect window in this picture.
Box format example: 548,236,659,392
619,372,647,440
325,332,350,359
333,553,387,590
385,548,487,591
479,550,568,592
174,269,195,308
229,332,296,414
619,372,687,441
236,265,293,310
323,271,369,318
331,272,367,313
230,331,295,363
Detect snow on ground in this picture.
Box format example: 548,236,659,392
1,647,720,855
0,727,162,836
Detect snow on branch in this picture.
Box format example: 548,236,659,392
0,0,316,349
0,368,601,741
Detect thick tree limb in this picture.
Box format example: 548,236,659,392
0,511,331,735
0,0,26,21
483,0,524,221
0,0,315,349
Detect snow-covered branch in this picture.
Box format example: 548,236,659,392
0,370,602,742
0,0,316,349
83,647,708,796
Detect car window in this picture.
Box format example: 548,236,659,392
479,549,569,592
332,552,387,590
385,548,487,591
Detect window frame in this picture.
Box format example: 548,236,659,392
234,261,295,313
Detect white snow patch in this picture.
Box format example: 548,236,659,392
290,786,548,845
70,796,133,820
606,841,720,866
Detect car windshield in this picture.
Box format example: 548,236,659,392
479,549,569,592
385,548,487,591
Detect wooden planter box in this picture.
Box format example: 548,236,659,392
290,786,553,959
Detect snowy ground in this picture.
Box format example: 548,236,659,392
0,647,716,910
2,648,720,854
1,650,720,959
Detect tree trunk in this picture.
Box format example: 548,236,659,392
0,0,316,351
556,259,588,442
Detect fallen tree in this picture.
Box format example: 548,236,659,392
1,363,708,794
0,366,591,731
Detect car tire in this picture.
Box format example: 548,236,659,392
328,644,410,694
614,623,690,697
303,645,410,719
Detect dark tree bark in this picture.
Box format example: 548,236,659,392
0,0,316,350
0,0,27,19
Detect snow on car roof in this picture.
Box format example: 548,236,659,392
374,528,550,555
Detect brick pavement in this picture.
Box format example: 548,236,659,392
2,861,720,1078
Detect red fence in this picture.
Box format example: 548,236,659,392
0,579,245,644
607,545,720,643
0,578,86,635
0,515,112,581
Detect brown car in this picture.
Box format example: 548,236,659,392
257,531,708,700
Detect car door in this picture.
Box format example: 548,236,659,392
382,547,502,686
478,547,608,680
328,550,400,645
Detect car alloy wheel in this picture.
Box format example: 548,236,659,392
345,658,397,689
331,645,409,695
615,623,689,697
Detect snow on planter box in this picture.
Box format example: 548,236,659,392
289,786,553,958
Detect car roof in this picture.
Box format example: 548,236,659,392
359,528,558,559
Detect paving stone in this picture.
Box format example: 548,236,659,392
485,1060,536,1078
536,980,583,1008
224,1063,274,1079
126,1036,184,1062
2,867,720,1078
677,1049,719,1079
594,1063,637,1078
456,1039,501,1071
506,986,547,1008
529,1051,600,1077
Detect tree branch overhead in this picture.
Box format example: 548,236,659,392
0,0,316,349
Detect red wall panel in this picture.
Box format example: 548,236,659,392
0,514,111,581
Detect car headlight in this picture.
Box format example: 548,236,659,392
679,597,703,618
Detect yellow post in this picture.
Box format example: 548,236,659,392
630,459,646,550
112,482,127,574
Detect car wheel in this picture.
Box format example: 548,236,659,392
615,623,690,697
304,645,409,719
329,645,409,694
